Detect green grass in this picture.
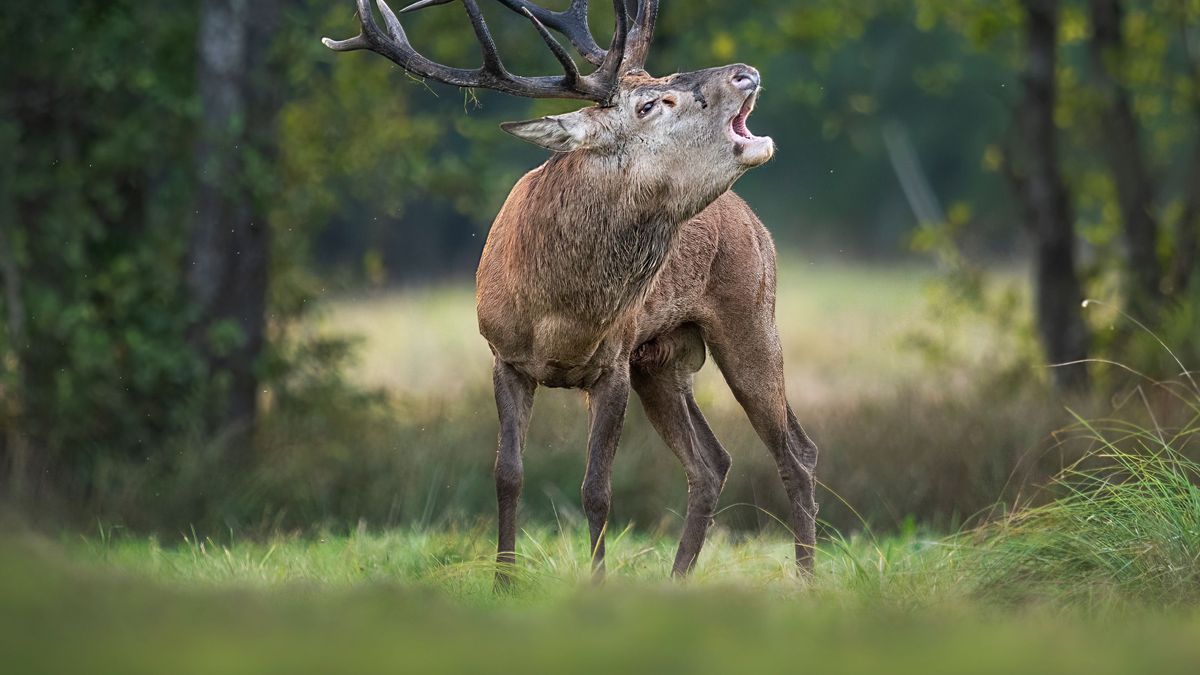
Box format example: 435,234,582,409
0,528,1196,673
63,432,1200,610
969,428,1200,606
8,545,1200,675
16,261,1198,672
10,429,1200,673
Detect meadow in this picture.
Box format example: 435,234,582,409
9,1,1200,670
7,260,1200,673
288,259,1068,535
8,441,1200,674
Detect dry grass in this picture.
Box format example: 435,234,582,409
284,260,1066,535
317,261,956,404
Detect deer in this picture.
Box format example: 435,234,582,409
323,0,819,580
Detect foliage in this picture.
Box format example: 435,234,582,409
0,1,389,499
2,0,1199,526
0,2,204,486
906,211,1046,391
910,0,1200,381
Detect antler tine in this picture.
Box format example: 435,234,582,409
323,0,611,101
519,7,582,88
621,0,659,73
587,0,630,96
400,0,454,10
460,0,505,72
375,0,409,41
322,0,480,86
403,0,607,66
504,0,608,67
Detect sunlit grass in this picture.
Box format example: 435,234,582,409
287,261,1046,534
967,420,1200,606
60,413,1200,611
9,526,1200,675
71,524,862,599
313,260,985,408
9,407,1200,673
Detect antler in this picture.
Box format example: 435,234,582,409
621,0,659,73
322,0,656,103
404,0,604,65
401,1,659,71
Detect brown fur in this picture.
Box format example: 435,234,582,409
480,68,818,582
322,0,815,583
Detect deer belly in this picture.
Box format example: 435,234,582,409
522,361,610,389
532,314,625,387
484,312,627,389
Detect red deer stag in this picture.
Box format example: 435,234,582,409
324,0,819,579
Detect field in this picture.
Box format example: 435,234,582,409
7,514,1200,674
11,0,1199,668
8,260,1200,673
288,260,1063,535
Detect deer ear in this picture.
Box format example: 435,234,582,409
500,111,602,153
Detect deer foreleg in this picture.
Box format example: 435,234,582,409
580,365,630,581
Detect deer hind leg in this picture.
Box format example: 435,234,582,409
706,319,818,574
632,324,732,577
492,359,536,587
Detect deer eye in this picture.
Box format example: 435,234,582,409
637,99,657,117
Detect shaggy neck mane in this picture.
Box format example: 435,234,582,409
509,150,704,322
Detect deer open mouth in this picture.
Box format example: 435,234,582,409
724,89,772,149
729,92,761,141
727,89,774,166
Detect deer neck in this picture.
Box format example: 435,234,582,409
512,151,727,323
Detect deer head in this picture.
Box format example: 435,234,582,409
323,1,774,208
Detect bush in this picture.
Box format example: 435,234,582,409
965,384,1200,606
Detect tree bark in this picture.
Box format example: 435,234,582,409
1168,17,1200,296
0,221,30,496
1169,147,1200,294
1088,0,1162,314
189,0,280,435
1008,0,1091,391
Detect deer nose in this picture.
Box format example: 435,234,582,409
730,67,760,92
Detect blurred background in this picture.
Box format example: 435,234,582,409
1,0,1197,539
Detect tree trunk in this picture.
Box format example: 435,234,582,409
1088,0,1162,315
1168,20,1200,296
188,0,280,435
0,221,31,496
1008,0,1091,392
1168,144,1200,294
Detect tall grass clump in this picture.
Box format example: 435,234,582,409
967,380,1200,607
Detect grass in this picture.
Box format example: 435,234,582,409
969,433,1200,606
316,260,955,402
72,411,1200,610
10,535,1200,675
9,411,1200,673
14,261,1200,672
269,259,1058,536
6,445,1200,675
